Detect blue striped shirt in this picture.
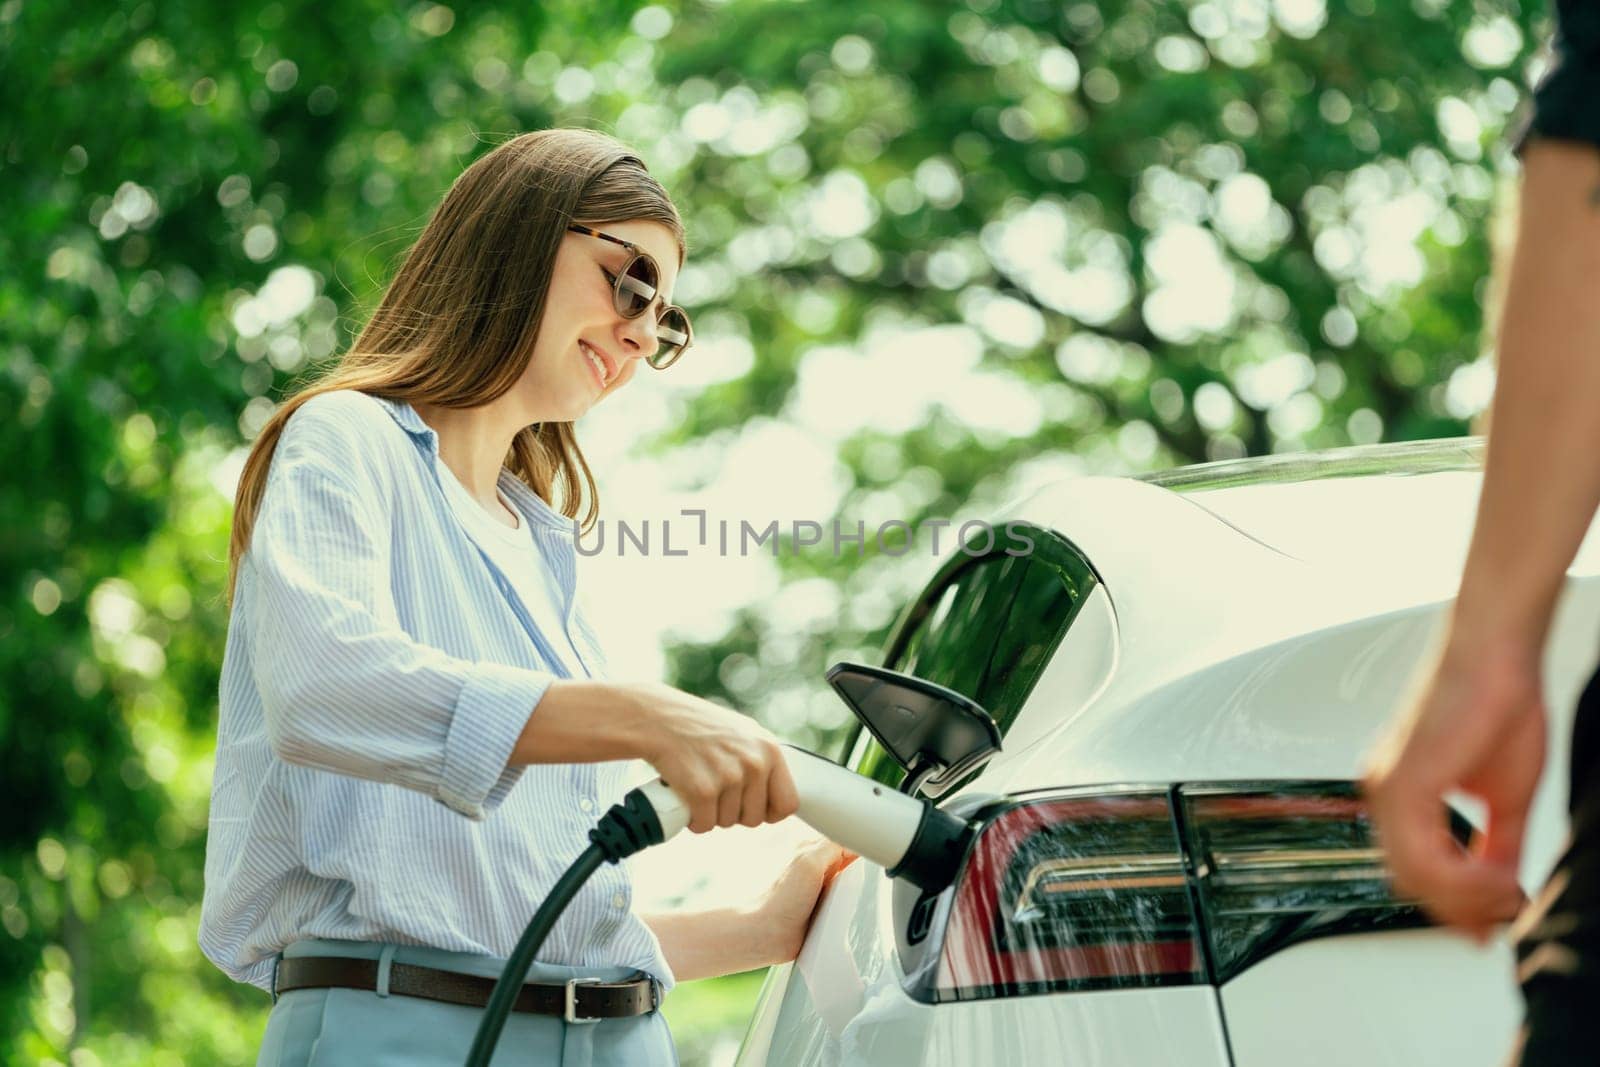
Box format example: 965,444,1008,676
199,390,673,993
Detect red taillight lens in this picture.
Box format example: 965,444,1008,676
934,791,1205,999
908,782,1448,1003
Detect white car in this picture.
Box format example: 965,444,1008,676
736,437,1600,1067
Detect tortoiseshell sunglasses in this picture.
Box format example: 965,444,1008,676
567,225,693,369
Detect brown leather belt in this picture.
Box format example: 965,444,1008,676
274,956,661,1023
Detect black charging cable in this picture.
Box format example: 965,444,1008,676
464,788,670,1067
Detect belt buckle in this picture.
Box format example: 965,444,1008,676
564,977,602,1024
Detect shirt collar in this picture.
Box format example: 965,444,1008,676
372,392,572,534
373,394,439,453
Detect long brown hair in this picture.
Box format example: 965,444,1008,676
226,128,685,603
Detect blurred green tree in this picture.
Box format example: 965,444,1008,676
646,0,1542,748
0,0,1547,1063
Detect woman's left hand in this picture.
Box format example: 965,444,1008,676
757,836,858,965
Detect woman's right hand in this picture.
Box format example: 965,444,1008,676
622,682,800,834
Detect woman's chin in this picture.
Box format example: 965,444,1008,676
553,389,604,422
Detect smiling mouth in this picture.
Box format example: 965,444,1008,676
580,341,612,388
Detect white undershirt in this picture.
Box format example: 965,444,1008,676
434,461,585,675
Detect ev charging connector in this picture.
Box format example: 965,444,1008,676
464,746,974,1066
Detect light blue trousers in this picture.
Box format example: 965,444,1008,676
256,939,677,1067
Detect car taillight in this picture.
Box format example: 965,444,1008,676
1178,783,1439,983
933,790,1204,999
907,782,1448,1003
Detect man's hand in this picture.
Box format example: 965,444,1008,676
1364,635,1543,939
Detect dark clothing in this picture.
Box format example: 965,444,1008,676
1514,1,1600,152
1514,664,1600,1064
1507,7,1600,1063
1519,654,1600,976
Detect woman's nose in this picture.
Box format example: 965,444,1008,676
616,313,660,363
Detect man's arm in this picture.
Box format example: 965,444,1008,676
1366,138,1600,938
1454,140,1600,652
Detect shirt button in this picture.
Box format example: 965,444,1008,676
611,892,627,909
579,797,595,813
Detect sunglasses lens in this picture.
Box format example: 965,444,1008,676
616,255,658,317
650,308,692,368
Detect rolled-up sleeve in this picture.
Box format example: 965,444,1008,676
246,402,553,820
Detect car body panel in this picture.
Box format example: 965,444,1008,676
955,468,1600,891
740,441,1600,1065
1219,929,1520,1066
737,862,1233,1067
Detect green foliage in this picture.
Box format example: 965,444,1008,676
664,969,769,1066
0,0,1546,1062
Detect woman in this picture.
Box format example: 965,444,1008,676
200,128,851,1066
